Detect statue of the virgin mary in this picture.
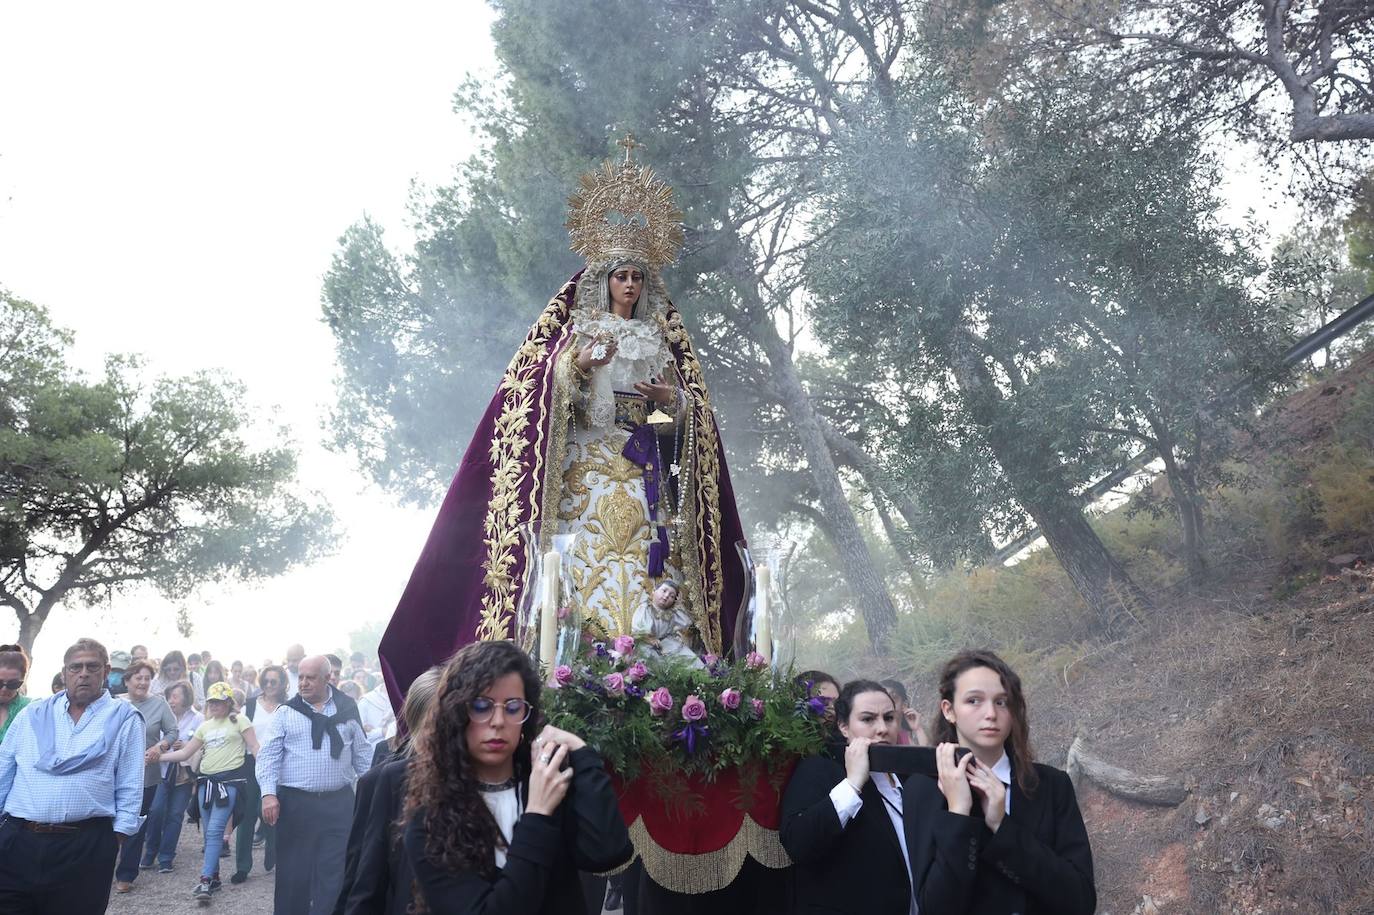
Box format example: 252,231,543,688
379,138,746,703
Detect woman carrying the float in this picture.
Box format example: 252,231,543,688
402,639,632,914
380,136,745,706
905,650,1095,915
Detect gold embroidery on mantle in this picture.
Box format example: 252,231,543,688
476,284,572,643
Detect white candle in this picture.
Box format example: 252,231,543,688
539,550,560,672
755,563,772,664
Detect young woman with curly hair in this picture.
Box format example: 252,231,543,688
402,640,632,914
906,649,1095,915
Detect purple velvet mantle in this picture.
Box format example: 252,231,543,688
379,272,746,712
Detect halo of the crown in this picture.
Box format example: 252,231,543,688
567,159,685,269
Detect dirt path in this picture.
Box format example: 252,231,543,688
106,825,273,914
104,823,625,914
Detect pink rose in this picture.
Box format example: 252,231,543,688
750,698,765,719
604,672,625,695
648,687,674,716
744,651,768,671
553,665,573,687
682,694,708,722
613,635,635,657
718,688,742,710
701,653,720,667
626,661,649,683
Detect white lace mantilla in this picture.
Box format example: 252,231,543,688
576,312,672,429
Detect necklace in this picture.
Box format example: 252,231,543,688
477,777,517,793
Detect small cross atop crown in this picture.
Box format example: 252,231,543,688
617,132,645,165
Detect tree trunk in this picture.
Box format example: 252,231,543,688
948,336,1152,630
721,240,901,653
760,334,899,652
16,607,42,654
1147,414,1207,579
1030,497,1151,634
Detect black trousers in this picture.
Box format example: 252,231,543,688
0,816,119,915
275,785,354,915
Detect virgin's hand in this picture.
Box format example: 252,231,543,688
633,378,675,406
935,742,974,815
576,338,617,373
844,736,872,791
967,759,1007,832
527,742,574,816
534,724,587,753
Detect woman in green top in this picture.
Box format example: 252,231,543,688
0,644,31,744
114,659,180,893
159,681,262,903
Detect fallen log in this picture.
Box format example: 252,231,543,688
1064,736,1188,807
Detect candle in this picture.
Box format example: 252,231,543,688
755,563,772,664
539,550,560,672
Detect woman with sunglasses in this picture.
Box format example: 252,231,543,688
0,644,31,743
402,640,632,914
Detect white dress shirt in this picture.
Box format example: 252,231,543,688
829,773,917,915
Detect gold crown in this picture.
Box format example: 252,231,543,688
567,134,685,270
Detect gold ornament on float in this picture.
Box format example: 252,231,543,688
566,133,685,270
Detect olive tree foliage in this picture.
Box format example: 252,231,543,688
806,61,1297,604
0,291,338,651
925,0,1374,201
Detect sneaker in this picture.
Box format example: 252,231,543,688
230,871,248,885
158,864,175,874
219,844,231,857
209,877,223,894
251,836,265,848
193,881,212,901
139,859,156,871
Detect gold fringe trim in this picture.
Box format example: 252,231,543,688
626,815,792,894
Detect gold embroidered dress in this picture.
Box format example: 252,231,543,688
557,311,685,640
379,138,745,706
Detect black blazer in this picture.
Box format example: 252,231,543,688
905,762,1096,915
333,756,412,915
403,746,633,915
780,753,914,915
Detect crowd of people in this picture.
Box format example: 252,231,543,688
0,635,1093,915
0,639,392,913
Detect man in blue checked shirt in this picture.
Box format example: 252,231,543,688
257,654,370,915
0,637,145,914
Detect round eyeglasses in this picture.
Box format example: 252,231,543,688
468,697,532,724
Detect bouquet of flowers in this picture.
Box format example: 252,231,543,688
544,636,831,781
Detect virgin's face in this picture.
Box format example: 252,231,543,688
127,667,152,700
465,670,527,778
608,266,644,316
837,689,895,744
941,665,1012,755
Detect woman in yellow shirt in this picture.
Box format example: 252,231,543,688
159,681,261,903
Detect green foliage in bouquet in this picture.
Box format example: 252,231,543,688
544,635,831,781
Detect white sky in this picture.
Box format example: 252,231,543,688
0,1,497,681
